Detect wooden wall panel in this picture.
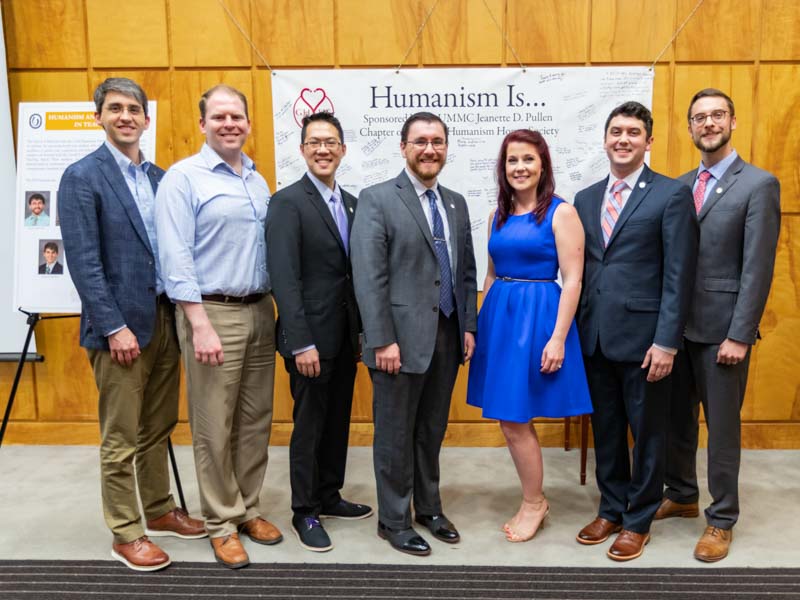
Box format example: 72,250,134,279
669,65,755,177
760,0,800,60
252,70,276,188
337,0,419,66
753,64,800,212
252,0,335,66
507,0,589,64
169,0,252,67
86,0,169,68
590,0,675,63
0,363,37,420
675,0,758,62
649,64,672,175
2,0,87,69
422,0,503,65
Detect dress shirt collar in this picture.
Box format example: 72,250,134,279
606,163,645,195
698,149,738,182
306,171,340,203
405,167,441,201
199,142,256,175
104,140,149,174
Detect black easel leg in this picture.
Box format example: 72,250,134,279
167,437,187,511
0,313,39,449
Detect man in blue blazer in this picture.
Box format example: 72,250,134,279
573,102,698,561
58,78,205,572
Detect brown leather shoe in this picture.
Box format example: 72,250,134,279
694,526,732,562
607,529,650,561
576,517,622,545
238,517,283,545
146,507,208,539
211,533,250,569
654,498,699,520
111,536,171,572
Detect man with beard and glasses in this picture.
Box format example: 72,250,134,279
657,89,781,563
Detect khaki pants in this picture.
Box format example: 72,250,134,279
176,294,276,538
89,302,180,544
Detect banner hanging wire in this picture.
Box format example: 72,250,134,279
396,0,442,72
217,0,273,71
649,0,705,70
481,0,526,71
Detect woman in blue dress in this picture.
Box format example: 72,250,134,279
467,129,592,542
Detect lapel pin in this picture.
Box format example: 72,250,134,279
450,203,455,209
638,182,646,188
716,187,723,194
349,206,354,213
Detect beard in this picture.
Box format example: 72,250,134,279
693,128,731,153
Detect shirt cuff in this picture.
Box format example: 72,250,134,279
106,325,126,337
292,344,316,355
652,343,677,355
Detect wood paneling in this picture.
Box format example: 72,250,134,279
86,0,169,68
0,363,37,420
590,0,675,63
422,0,503,65
650,64,672,175
2,0,87,69
760,0,800,60
169,0,252,67
337,0,419,66
252,69,276,187
252,0,335,66
675,0,758,62
753,64,800,212
507,0,589,64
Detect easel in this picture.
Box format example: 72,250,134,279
1,308,187,510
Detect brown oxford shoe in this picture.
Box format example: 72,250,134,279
654,498,699,520
576,517,622,545
694,526,732,562
111,536,171,572
211,533,250,569
146,507,208,539
238,517,284,545
607,529,650,562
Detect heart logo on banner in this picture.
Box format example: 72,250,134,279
292,87,335,127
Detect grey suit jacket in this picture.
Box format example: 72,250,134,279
351,170,478,374
679,156,781,345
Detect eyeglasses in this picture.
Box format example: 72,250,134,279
303,139,342,150
689,110,729,125
406,139,447,150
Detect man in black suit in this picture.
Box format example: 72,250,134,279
267,112,372,553
573,102,698,561
38,241,63,274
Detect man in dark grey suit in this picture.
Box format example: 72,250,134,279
267,112,371,553
657,89,781,562
351,112,477,556
574,102,698,562
59,78,205,572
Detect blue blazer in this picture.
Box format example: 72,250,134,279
58,144,165,350
574,165,699,363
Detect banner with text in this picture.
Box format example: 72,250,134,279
13,102,157,313
272,67,653,284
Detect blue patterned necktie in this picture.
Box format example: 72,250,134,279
330,190,349,255
425,189,454,317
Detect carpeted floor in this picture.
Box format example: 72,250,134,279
1,561,799,599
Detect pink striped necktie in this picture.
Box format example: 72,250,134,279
601,179,626,247
694,170,712,214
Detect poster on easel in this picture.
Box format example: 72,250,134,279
12,102,156,314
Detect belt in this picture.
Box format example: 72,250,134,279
497,276,555,282
201,293,266,304
157,293,172,306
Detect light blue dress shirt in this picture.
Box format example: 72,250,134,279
104,141,164,295
155,143,270,303
25,212,50,226
693,150,738,207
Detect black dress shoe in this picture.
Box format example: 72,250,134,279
415,514,460,543
320,499,374,520
377,521,431,556
291,515,333,552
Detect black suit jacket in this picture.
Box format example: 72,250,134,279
266,174,360,359
574,165,699,363
38,261,63,274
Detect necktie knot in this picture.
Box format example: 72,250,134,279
698,170,712,183
612,179,627,194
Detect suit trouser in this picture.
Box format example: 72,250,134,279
584,349,671,534
664,340,750,529
88,301,180,544
370,312,460,530
176,295,276,538
286,335,357,516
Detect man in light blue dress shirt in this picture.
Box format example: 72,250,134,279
24,193,50,226
155,84,282,569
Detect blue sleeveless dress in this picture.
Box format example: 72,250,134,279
467,198,593,422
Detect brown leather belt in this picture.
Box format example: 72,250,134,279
201,293,266,304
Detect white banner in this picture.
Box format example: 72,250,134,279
13,102,157,314
272,67,653,283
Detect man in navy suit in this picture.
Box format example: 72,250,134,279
573,102,698,561
59,78,205,572
38,241,63,274
267,112,371,553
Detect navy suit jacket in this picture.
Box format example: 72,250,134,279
574,165,699,363
58,144,165,350
38,262,63,274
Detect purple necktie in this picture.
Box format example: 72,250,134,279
330,190,349,255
